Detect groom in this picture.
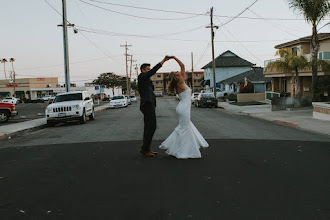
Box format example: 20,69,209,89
138,56,171,157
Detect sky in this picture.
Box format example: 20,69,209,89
1,0,330,85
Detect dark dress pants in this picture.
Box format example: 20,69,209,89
140,102,156,152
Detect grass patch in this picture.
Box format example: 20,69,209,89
230,101,268,106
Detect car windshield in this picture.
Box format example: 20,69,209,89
194,94,199,97
130,96,135,98
112,96,124,100
54,93,83,103
201,94,215,98
4,98,12,99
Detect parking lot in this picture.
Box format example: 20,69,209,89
0,100,110,126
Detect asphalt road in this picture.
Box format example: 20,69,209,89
0,97,329,219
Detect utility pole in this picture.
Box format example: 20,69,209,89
191,52,194,93
206,7,218,98
120,42,132,95
62,0,71,92
128,55,136,96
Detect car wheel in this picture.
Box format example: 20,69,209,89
47,121,55,127
0,110,9,123
80,109,87,124
89,108,95,120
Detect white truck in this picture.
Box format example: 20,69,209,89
45,91,95,126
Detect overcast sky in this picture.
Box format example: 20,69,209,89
1,0,330,85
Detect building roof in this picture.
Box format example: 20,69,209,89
275,33,330,49
219,67,271,84
201,50,255,69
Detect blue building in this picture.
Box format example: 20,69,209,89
201,50,255,91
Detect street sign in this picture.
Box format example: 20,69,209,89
95,86,99,90
9,79,13,83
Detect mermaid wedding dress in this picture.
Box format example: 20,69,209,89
159,87,209,159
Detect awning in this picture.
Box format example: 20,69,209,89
15,91,25,95
200,79,210,86
0,92,10,96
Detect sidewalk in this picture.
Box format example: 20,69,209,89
218,102,330,136
0,103,110,141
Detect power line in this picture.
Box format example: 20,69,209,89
218,0,259,27
43,0,124,66
247,9,300,37
193,43,211,69
87,0,330,21
77,26,294,43
79,0,201,21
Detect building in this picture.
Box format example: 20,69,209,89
201,50,255,91
150,71,204,94
0,77,58,100
264,33,330,97
219,67,271,93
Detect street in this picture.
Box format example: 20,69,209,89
0,97,329,219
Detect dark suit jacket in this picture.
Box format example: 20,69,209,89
138,63,162,108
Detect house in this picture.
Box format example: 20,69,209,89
264,33,330,97
150,71,204,94
219,67,271,93
201,50,255,91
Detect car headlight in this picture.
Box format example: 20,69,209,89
74,105,81,110
46,107,53,113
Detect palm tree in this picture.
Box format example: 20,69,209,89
267,49,309,97
287,0,330,100
1,58,8,80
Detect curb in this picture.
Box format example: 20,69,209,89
274,120,297,128
0,104,110,141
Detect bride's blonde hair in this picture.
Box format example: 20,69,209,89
167,72,179,93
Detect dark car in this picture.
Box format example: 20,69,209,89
195,93,218,108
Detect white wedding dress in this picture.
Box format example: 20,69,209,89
159,87,209,159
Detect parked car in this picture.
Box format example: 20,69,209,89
125,95,132,105
45,91,95,126
110,95,128,108
155,91,163,97
130,95,137,102
94,93,109,101
195,93,218,108
214,88,231,98
0,102,17,123
42,95,55,101
48,97,55,104
191,93,200,104
1,97,18,105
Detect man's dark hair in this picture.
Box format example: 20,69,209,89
140,63,150,72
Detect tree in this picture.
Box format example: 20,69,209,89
287,0,330,100
267,49,309,97
1,58,8,79
93,72,127,96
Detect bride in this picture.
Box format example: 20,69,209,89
159,56,209,159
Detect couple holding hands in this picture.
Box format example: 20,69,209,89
138,56,209,159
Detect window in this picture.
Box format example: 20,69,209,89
324,52,330,60
196,74,200,77
157,75,161,78
318,52,323,59
292,47,298,56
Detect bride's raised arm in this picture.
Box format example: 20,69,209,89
172,56,185,78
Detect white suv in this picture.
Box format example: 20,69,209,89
45,91,95,126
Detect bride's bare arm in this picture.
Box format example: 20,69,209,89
172,56,186,78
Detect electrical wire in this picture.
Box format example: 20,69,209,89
87,0,330,21
79,0,201,21
193,43,211,69
218,0,259,27
77,26,294,43
247,9,300,37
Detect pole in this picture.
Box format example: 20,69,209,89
62,0,71,92
12,61,16,96
120,42,132,95
210,7,217,98
191,52,194,93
